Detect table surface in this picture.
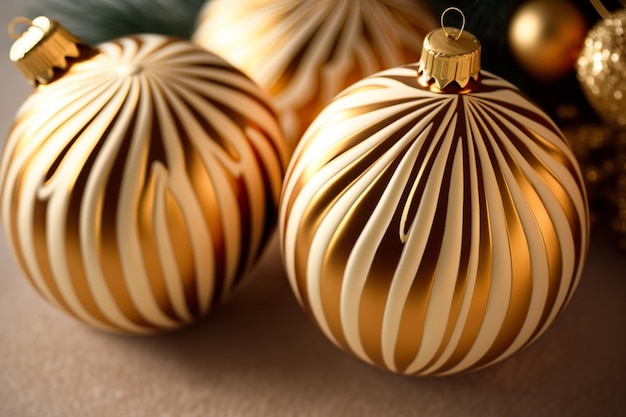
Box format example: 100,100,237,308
1,3,625,417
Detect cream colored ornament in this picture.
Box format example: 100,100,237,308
577,8,626,127
193,0,437,154
1,17,288,333
280,10,589,376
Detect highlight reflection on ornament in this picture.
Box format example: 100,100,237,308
193,0,437,154
1,17,288,333
280,12,589,376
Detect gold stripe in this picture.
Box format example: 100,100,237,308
229,174,251,289
519,184,562,346
163,186,199,318
478,106,566,349
472,131,533,369
165,95,229,307
318,142,400,351
173,72,285,291
319,224,350,351
354,162,403,367
523,130,586,306
97,105,155,329
245,133,284,260
65,183,119,328
418,135,473,372
11,74,129,328
136,79,181,322
48,101,134,329
354,110,446,366
482,103,585,313
393,131,459,372
6,84,148,329
433,136,493,374
137,169,178,320
4,157,44,295
184,144,227,306
285,100,430,312
30,197,74,314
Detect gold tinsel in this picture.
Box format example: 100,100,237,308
564,123,626,249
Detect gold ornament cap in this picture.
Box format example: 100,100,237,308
418,7,481,89
8,16,83,85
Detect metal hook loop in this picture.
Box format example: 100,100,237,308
8,17,44,40
441,7,466,40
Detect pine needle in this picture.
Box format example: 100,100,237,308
24,0,207,44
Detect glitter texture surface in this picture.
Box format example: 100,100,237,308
577,9,626,127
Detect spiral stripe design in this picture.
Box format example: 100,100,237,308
0,35,287,333
193,0,437,152
280,67,589,375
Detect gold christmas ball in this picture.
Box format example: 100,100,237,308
1,18,288,333
508,0,587,81
280,25,589,376
577,9,626,127
193,0,437,154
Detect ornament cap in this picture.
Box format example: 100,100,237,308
418,8,481,89
8,16,83,85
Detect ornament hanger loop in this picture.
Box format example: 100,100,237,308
7,17,43,40
440,7,466,40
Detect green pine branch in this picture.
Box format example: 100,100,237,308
24,0,207,44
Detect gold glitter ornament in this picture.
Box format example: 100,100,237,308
280,9,590,376
192,0,438,154
577,8,626,127
1,17,288,333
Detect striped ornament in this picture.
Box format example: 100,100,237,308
279,66,589,375
193,0,437,153
0,34,288,333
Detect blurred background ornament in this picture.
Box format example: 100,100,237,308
1,16,287,333
192,0,438,154
279,10,589,376
577,7,626,127
508,0,588,82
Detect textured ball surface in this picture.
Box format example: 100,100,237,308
280,66,589,375
193,0,437,153
0,34,288,333
577,9,626,127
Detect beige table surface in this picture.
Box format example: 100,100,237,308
1,3,625,417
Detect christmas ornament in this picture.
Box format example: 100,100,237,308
279,8,589,376
192,0,438,154
508,0,587,82
1,17,288,333
577,8,626,127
